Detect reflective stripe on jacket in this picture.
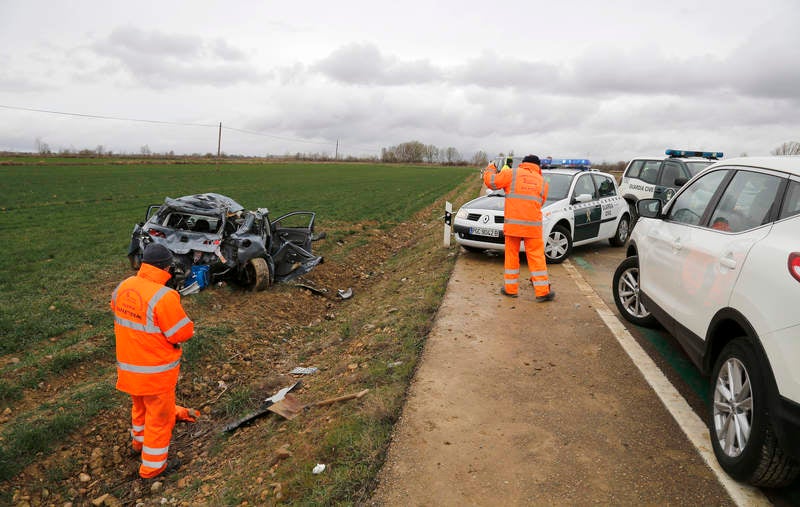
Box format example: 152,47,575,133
111,263,194,396
483,162,548,238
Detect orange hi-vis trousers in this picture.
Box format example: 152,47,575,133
130,390,176,479
504,235,551,297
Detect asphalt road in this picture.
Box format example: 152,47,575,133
371,240,800,506
567,241,800,507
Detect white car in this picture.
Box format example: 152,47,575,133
619,149,721,220
612,156,800,487
453,167,631,263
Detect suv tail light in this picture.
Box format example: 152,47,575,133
790,253,800,282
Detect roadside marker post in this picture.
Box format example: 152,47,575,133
443,201,452,248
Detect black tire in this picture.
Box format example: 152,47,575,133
709,338,800,487
627,200,638,228
608,215,630,247
545,224,572,264
244,257,271,291
612,256,656,327
128,252,142,270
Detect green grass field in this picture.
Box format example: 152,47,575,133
0,160,474,356
0,159,478,496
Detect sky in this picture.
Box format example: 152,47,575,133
1,0,799,163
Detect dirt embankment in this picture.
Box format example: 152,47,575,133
1,178,480,506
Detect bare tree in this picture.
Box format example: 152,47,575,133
35,137,51,155
444,147,461,164
771,141,800,155
470,150,488,166
140,145,151,156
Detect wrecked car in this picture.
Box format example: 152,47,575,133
127,193,324,293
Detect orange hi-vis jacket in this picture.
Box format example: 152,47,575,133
111,263,194,396
483,161,549,238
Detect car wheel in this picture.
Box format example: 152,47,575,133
612,256,656,327
128,252,142,270
627,200,638,228
244,257,271,291
709,338,800,487
545,224,572,264
608,215,630,247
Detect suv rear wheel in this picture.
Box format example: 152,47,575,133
710,338,800,487
612,256,656,327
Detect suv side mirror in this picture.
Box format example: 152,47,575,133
637,198,663,218
675,176,688,187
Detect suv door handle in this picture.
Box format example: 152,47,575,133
720,253,737,269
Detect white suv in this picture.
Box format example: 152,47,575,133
619,149,721,221
612,157,800,487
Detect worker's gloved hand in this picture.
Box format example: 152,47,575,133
175,405,200,423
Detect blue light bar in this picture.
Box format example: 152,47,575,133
665,149,723,159
542,158,591,169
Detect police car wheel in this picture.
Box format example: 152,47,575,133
545,224,572,264
609,215,630,247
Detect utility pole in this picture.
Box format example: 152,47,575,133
335,138,339,160
216,122,222,170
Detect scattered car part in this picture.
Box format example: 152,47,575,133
222,381,302,433
337,288,353,300
266,388,370,420
289,366,319,375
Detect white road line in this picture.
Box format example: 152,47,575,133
563,259,770,507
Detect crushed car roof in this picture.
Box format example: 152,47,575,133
163,193,245,214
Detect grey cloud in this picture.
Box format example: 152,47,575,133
90,27,261,88
448,51,560,90
312,43,441,85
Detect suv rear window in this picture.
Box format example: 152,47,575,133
639,161,661,184
625,160,644,179
779,180,800,220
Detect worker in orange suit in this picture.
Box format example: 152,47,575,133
110,243,198,480
483,154,555,302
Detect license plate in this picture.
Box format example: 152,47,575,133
470,227,499,238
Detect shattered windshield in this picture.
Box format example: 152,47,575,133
156,210,222,233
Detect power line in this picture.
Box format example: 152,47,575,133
0,104,217,128
0,103,381,154
222,125,330,146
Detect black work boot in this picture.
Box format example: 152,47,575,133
500,287,518,298
535,291,556,302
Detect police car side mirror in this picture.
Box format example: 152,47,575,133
637,198,663,218
675,176,688,187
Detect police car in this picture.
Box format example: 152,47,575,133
618,149,722,220
453,161,631,263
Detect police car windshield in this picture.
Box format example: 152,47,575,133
543,173,572,202
686,161,714,176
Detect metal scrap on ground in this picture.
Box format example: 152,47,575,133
267,389,370,420
221,381,302,433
